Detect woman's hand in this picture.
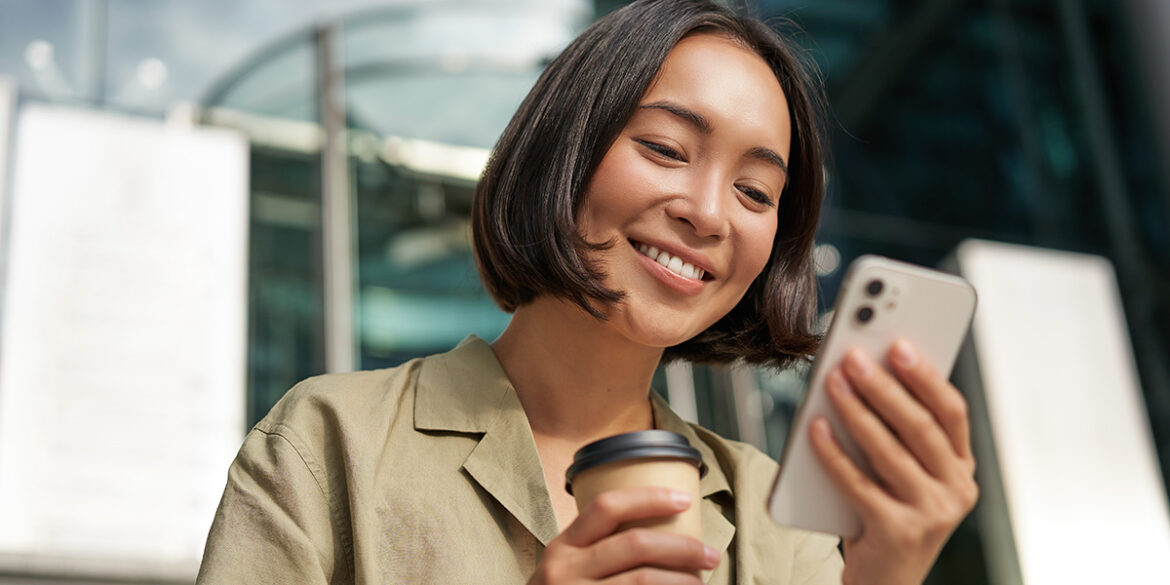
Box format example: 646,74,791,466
810,338,979,585
528,487,720,585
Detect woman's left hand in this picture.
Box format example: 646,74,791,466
809,338,979,585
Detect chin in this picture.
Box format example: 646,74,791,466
614,310,712,350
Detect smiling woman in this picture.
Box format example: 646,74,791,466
198,1,977,584
474,3,828,369
574,34,789,350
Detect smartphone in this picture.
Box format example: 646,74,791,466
767,255,977,538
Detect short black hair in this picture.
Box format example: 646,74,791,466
472,0,828,368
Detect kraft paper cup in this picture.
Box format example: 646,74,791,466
565,430,707,540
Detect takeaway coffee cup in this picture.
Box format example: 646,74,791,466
565,430,707,539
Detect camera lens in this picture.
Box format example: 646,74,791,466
865,279,884,296
856,306,874,323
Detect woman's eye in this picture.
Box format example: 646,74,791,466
737,185,775,207
636,139,685,162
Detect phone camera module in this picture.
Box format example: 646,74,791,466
856,306,874,324
865,279,884,297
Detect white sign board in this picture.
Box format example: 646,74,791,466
0,104,249,580
0,77,15,257
956,240,1170,584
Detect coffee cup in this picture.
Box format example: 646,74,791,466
565,430,707,539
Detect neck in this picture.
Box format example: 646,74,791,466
491,296,661,441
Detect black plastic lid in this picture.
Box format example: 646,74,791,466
564,430,708,494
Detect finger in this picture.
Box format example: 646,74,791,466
587,528,718,579
826,368,930,501
808,415,892,520
600,567,705,585
842,348,963,480
561,487,692,547
887,338,974,462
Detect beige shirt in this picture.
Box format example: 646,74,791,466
197,336,842,584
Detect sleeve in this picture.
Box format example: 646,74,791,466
195,423,347,585
723,436,844,585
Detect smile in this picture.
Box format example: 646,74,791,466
634,242,707,281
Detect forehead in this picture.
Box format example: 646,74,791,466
640,33,791,153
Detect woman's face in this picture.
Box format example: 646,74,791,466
579,33,791,348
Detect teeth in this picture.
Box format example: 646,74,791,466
635,243,706,281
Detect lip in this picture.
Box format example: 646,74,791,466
628,238,715,294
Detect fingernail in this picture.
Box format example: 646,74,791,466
827,369,852,398
844,349,872,379
705,545,720,565
670,491,693,508
891,339,919,368
813,418,832,440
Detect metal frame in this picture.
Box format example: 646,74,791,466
316,24,358,373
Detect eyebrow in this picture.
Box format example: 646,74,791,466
746,146,789,176
638,101,789,176
640,101,711,134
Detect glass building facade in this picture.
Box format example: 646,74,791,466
194,1,586,424
0,0,1168,582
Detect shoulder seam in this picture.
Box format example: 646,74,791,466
252,422,356,577
253,423,329,498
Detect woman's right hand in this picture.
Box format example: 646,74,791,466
528,487,720,584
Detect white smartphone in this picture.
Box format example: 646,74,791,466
767,255,977,538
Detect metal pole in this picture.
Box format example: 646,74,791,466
729,363,767,450
77,0,107,105
316,24,357,373
1056,0,1170,469
0,77,16,299
665,361,700,424
991,0,1064,247
1122,0,1170,224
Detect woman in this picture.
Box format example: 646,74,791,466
197,1,978,583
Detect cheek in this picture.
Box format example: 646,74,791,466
580,148,649,233
743,216,779,278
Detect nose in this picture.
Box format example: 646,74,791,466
666,175,730,239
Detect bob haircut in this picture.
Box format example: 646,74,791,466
472,0,828,369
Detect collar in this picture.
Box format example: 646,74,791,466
414,336,732,499
413,335,516,434
650,392,733,500
414,335,560,544
412,336,735,577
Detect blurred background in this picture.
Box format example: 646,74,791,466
0,0,1167,583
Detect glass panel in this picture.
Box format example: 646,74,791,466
347,71,539,149
201,34,318,121
197,30,323,425
202,2,591,424
341,7,581,369
101,0,416,114
756,361,811,458
246,148,325,425
354,159,512,367
0,0,85,101
341,7,577,68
